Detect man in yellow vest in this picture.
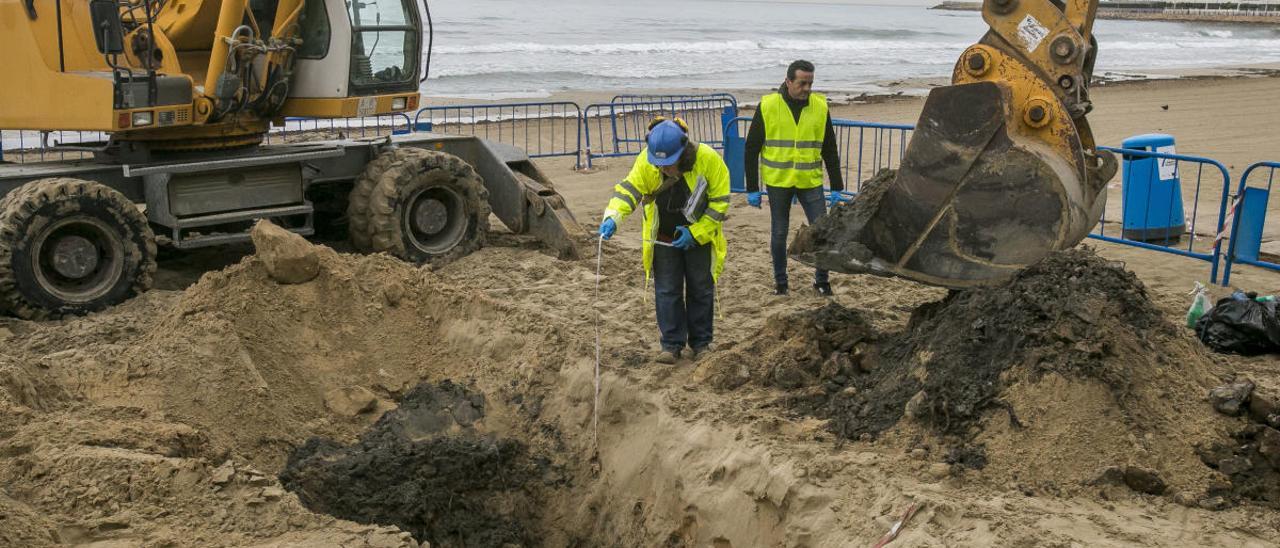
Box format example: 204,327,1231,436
598,118,730,364
744,60,845,296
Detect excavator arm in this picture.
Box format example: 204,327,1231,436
791,0,1117,288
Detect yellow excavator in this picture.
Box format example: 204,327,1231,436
0,0,582,319
0,0,1111,319
792,0,1118,288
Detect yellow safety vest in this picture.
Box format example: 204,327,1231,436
601,143,730,283
759,91,828,189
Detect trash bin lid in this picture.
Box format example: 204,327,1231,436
1122,133,1175,151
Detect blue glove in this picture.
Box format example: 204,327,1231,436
599,218,616,240
827,191,850,207
747,191,763,209
672,226,696,250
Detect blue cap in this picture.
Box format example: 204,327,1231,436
646,120,687,167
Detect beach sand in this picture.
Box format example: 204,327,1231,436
0,70,1277,548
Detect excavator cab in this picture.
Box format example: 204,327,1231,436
791,0,1118,288
1,0,425,154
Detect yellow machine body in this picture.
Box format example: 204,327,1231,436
0,0,421,150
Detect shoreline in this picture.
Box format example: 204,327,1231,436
421,63,1280,110
931,2,1280,24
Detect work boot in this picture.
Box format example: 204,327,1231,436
690,344,714,360
814,283,834,297
655,349,680,364
774,283,789,296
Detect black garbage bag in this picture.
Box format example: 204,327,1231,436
1195,297,1280,355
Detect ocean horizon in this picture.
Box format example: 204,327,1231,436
421,0,1280,99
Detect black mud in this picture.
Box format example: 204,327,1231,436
788,169,898,276
825,248,1165,442
279,381,556,547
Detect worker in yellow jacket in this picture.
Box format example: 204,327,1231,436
598,118,730,364
744,60,845,296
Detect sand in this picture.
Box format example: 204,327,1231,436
0,73,1278,547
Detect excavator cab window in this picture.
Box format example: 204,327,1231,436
346,0,419,93
296,0,332,59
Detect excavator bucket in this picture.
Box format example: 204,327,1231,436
790,0,1117,288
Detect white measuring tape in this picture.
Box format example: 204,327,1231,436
593,234,603,449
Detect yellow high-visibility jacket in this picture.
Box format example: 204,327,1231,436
602,143,730,282
759,91,828,189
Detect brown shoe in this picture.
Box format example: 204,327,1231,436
655,350,679,364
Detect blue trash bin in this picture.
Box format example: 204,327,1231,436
1120,133,1186,244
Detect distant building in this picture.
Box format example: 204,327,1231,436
1102,1,1280,13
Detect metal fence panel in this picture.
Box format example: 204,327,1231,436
1223,161,1280,285
723,116,913,194
264,113,413,145
412,101,583,167
2,115,412,164
1,129,108,163
583,95,737,168
1091,146,1233,284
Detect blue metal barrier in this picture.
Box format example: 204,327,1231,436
722,116,914,194
611,93,739,108
1093,146,1233,284
583,95,737,168
265,113,413,145
1222,161,1280,285
412,101,583,167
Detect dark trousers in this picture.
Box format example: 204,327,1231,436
766,185,829,286
653,243,715,352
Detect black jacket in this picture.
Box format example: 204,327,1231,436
744,84,843,193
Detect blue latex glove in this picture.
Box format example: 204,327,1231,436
672,226,696,250
599,218,616,240
746,191,763,209
827,191,850,207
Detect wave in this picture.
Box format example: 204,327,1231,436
1198,29,1234,38
435,38,970,56
431,61,793,80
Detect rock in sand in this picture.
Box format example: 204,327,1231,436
251,220,322,284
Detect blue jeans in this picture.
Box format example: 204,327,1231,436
653,243,715,352
766,185,829,286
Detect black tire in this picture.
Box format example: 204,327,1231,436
353,149,490,265
347,147,430,251
0,178,157,320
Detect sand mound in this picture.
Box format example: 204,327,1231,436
1,218,1277,546
0,236,566,545
702,248,1247,504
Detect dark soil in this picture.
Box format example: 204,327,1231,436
823,247,1166,443
1196,425,1280,509
279,381,555,547
1198,384,1280,509
788,169,898,275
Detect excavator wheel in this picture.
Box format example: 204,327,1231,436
347,147,430,250
351,149,490,265
0,178,157,320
